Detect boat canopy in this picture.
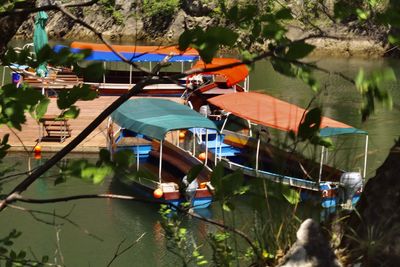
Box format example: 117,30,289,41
208,92,367,136
190,58,249,87
111,98,218,140
53,42,199,62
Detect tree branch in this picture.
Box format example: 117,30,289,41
8,204,104,241
0,78,157,211
13,193,260,258
106,233,146,267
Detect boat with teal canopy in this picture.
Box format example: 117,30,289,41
111,98,218,140
108,98,218,209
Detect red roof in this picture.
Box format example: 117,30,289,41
208,92,352,133
190,58,249,86
70,42,199,55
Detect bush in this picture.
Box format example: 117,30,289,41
142,0,180,18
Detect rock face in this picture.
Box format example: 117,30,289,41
14,0,216,43
279,219,341,267
11,1,387,57
340,139,400,266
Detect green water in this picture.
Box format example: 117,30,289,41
0,56,399,266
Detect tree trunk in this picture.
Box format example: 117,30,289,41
0,0,35,57
340,138,400,266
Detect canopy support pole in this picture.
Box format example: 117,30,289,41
103,62,106,84
192,129,196,155
247,120,252,137
363,135,369,180
181,62,184,73
129,65,132,85
149,62,152,71
255,138,261,172
219,136,223,161
220,113,231,132
214,133,218,165
136,144,140,171
318,146,325,184
205,129,208,166
158,140,163,183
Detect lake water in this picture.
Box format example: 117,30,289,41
0,55,399,266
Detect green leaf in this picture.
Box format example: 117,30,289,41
262,23,286,40
356,8,369,20
334,1,354,20
61,105,80,119
281,185,300,204
186,164,204,184
98,149,111,164
286,41,315,60
270,58,296,77
54,176,66,186
76,62,105,81
297,107,322,140
33,97,50,120
113,149,135,169
275,8,293,20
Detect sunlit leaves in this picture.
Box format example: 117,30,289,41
210,163,249,211
179,26,238,63
208,232,235,266
355,68,396,121
56,84,97,119
281,184,300,205
0,84,48,130
61,158,112,185
0,229,50,266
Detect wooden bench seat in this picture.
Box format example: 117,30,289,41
39,115,71,143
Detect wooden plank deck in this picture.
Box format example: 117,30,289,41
0,96,185,153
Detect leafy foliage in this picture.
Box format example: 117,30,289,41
0,84,48,130
179,26,238,63
142,0,180,17
355,68,396,121
0,229,50,267
159,206,207,266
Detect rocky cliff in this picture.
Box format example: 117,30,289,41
14,0,388,58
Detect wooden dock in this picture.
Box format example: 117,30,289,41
0,96,186,153
0,96,117,153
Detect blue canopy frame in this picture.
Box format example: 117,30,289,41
53,45,199,62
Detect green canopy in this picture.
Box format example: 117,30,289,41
33,11,48,77
111,98,218,140
319,127,367,137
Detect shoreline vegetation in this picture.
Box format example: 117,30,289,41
13,1,392,59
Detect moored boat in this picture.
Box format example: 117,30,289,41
200,92,368,208
107,98,219,209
